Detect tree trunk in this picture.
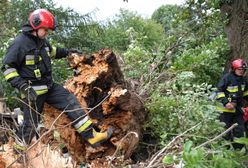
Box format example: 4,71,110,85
220,0,248,68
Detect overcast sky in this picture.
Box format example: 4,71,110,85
53,0,185,21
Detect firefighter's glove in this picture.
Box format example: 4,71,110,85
20,83,37,102
225,102,236,110
69,48,83,55
243,107,248,122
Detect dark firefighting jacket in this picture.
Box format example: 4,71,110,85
216,72,248,113
2,24,68,95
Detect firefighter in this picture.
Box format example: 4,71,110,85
216,58,248,149
2,9,113,154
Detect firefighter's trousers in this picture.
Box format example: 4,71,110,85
220,111,245,149
17,83,88,144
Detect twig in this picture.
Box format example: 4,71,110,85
5,93,111,167
195,123,238,149
6,105,69,168
145,122,202,168
58,92,111,129
0,126,10,131
107,131,139,167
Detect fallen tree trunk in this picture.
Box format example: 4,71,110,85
43,49,146,167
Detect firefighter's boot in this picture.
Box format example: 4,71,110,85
87,127,113,147
74,116,113,147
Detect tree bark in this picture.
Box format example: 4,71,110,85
220,0,248,67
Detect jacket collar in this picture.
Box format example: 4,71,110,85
22,23,45,47
22,23,34,32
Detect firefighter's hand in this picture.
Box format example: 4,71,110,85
69,48,83,54
225,102,236,110
20,83,37,102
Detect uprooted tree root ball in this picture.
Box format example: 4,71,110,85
44,49,146,167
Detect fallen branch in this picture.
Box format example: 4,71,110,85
195,123,238,149
145,122,202,168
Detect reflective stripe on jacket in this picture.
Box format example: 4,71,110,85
216,72,248,112
2,24,69,91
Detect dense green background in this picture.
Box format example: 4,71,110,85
1,0,248,167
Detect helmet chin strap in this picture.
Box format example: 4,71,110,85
35,30,40,39
34,30,42,49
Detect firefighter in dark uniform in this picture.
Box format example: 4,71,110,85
216,58,248,149
2,9,113,153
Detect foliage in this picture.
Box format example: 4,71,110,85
144,71,248,166
180,141,248,168
52,59,73,84
172,35,228,84
145,71,224,146
162,154,174,165
144,1,244,167
100,9,164,52
152,5,182,31
0,0,246,167
0,27,20,108
146,1,229,86
234,137,248,148
122,27,153,79
98,9,165,80
162,140,248,168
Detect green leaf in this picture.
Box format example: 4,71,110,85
162,154,174,164
184,140,193,153
233,137,248,147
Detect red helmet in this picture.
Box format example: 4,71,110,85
232,59,247,70
29,9,56,30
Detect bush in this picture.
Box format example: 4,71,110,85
145,71,224,146
172,35,228,84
